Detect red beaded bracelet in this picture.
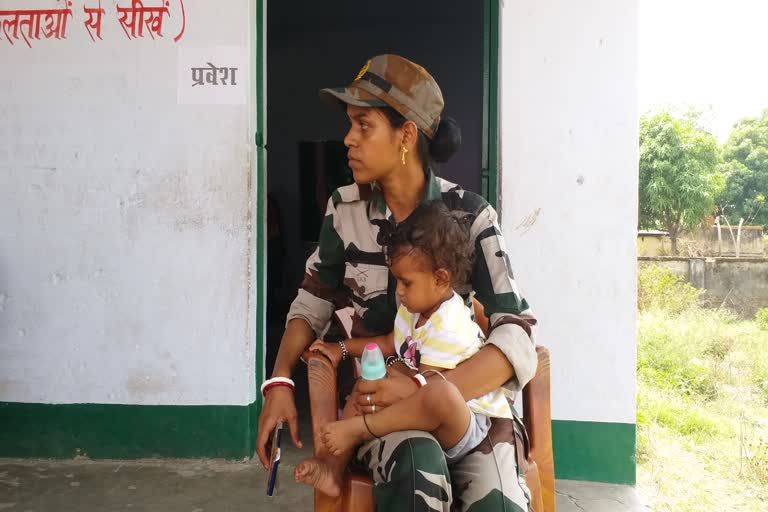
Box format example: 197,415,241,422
411,374,427,388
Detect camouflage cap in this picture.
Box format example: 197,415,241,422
319,54,444,139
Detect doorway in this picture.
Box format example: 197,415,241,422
263,0,499,382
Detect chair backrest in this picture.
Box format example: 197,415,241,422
471,297,491,337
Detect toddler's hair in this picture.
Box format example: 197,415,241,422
384,201,474,285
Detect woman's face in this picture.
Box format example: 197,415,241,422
344,105,401,184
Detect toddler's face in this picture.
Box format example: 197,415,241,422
389,249,451,316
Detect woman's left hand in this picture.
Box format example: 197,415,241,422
354,366,419,413
307,339,344,369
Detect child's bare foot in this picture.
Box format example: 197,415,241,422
321,417,371,455
294,458,341,497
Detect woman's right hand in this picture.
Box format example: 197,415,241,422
255,385,302,469
354,366,419,413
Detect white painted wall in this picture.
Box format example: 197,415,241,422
0,1,258,406
500,0,638,424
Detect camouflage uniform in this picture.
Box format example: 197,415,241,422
287,174,537,512
287,54,538,511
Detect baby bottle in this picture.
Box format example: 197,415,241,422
361,343,386,380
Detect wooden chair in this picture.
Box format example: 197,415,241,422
305,302,555,512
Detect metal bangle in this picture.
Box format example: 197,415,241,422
338,339,349,361
421,369,447,381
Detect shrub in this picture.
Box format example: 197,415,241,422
752,359,768,406
657,402,721,441
704,334,735,362
745,436,768,486
638,264,702,314
637,383,723,444
756,308,768,331
635,387,652,463
637,310,722,401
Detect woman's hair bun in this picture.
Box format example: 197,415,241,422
428,117,462,163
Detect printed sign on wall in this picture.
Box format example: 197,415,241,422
0,0,186,47
177,45,248,105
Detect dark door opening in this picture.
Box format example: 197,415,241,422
264,0,492,379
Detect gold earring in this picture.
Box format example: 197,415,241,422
401,146,408,165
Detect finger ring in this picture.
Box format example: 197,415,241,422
367,394,371,403
372,404,376,413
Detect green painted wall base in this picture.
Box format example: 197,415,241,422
553,419,636,485
1,402,635,485
0,401,261,460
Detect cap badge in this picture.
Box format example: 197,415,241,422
355,60,371,81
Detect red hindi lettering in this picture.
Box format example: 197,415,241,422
18,12,42,46
173,0,185,43
83,0,105,42
0,1,72,48
143,1,170,40
1,13,21,46
117,0,170,40
41,5,72,40
117,0,145,39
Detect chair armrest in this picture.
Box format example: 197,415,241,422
306,351,339,456
307,351,350,512
523,346,555,512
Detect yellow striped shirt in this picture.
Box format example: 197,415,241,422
394,293,512,419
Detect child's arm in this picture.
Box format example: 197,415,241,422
307,332,395,369
418,332,460,379
418,362,455,379
345,331,395,359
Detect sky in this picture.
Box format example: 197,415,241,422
639,0,768,141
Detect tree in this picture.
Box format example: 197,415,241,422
639,111,723,255
719,109,768,228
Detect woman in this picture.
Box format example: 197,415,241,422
256,54,538,512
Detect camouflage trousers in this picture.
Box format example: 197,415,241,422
355,417,531,512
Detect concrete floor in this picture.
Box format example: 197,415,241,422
556,480,650,512
0,367,650,511
0,453,312,512
0,453,649,512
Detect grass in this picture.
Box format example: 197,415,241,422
757,308,768,331
636,267,768,510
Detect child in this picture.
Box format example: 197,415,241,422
295,201,513,497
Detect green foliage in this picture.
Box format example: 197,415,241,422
637,306,768,507
639,111,724,254
750,314,768,402
719,109,768,229
635,404,651,463
638,343,718,401
756,308,768,331
744,436,768,486
638,264,702,314
752,359,768,406
637,383,722,446
637,310,721,401
732,316,768,405
703,333,735,362
657,401,722,440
